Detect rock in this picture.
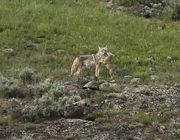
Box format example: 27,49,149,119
158,125,166,133
2,48,15,55
83,80,104,90
2,48,14,53
56,49,65,54
26,41,39,49
133,136,142,140
130,78,141,84
150,75,160,82
166,56,172,61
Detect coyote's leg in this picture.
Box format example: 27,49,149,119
95,63,100,78
70,57,80,76
74,66,82,76
106,63,114,79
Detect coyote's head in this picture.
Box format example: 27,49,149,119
97,46,108,57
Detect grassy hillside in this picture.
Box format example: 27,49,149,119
0,0,180,84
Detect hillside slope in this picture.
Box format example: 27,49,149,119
0,0,180,82
0,1,180,139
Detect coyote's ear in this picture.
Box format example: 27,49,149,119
108,52,115,56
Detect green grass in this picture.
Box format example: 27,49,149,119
135,112,155,126
0,115,7,125
63,134,76,140
23,122,36,130
0,0,179,84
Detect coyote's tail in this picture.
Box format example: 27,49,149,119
70,57,80,76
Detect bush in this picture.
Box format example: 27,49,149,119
135,112,154,126
7,98,23,119
58,95,81,106
169,119,180,138
6,79,85,121
19,67,38,84
38,79,70,96
3,83,24,98
38,78,52,93
33,95,62,118
0,115,7,125
48,83,70,100
23,122,36,130
0,74,24,98
22,94,82,120
22,105,39,122
172,5,180,21
115,0,166,7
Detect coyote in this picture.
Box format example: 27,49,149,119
70,47,114,79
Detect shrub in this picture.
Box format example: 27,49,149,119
0,74,25,98
169,119,180,138
19,67,37,84
3,83,24,98
172,5,180,21
33,95,62,118
22,105,38,122
91,111,105,119
115,0,166,7
58,95,81,106
5,79,84,121
95,117,107,123
0,73,9,85
63,134,76,140
23,122,36,130
0,115,7,125
21,92,82,120
39,79,70,97
38,78,53,93
7,98,23,119
48,83,70,100
135,112,154,126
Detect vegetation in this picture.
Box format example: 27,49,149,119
0,0,179,139
23,122,36,130
169,119,180,138
0,0,179,84
5,78,84,121
0,115,7,125
135,112,155,126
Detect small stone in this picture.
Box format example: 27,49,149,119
57,49,65,54
159,125,166,133
27,41,39,49
166,56,172,61
3,48,14,53
2,48,15,55
133,136,142,140
150,75,160,81
130,78,141,84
